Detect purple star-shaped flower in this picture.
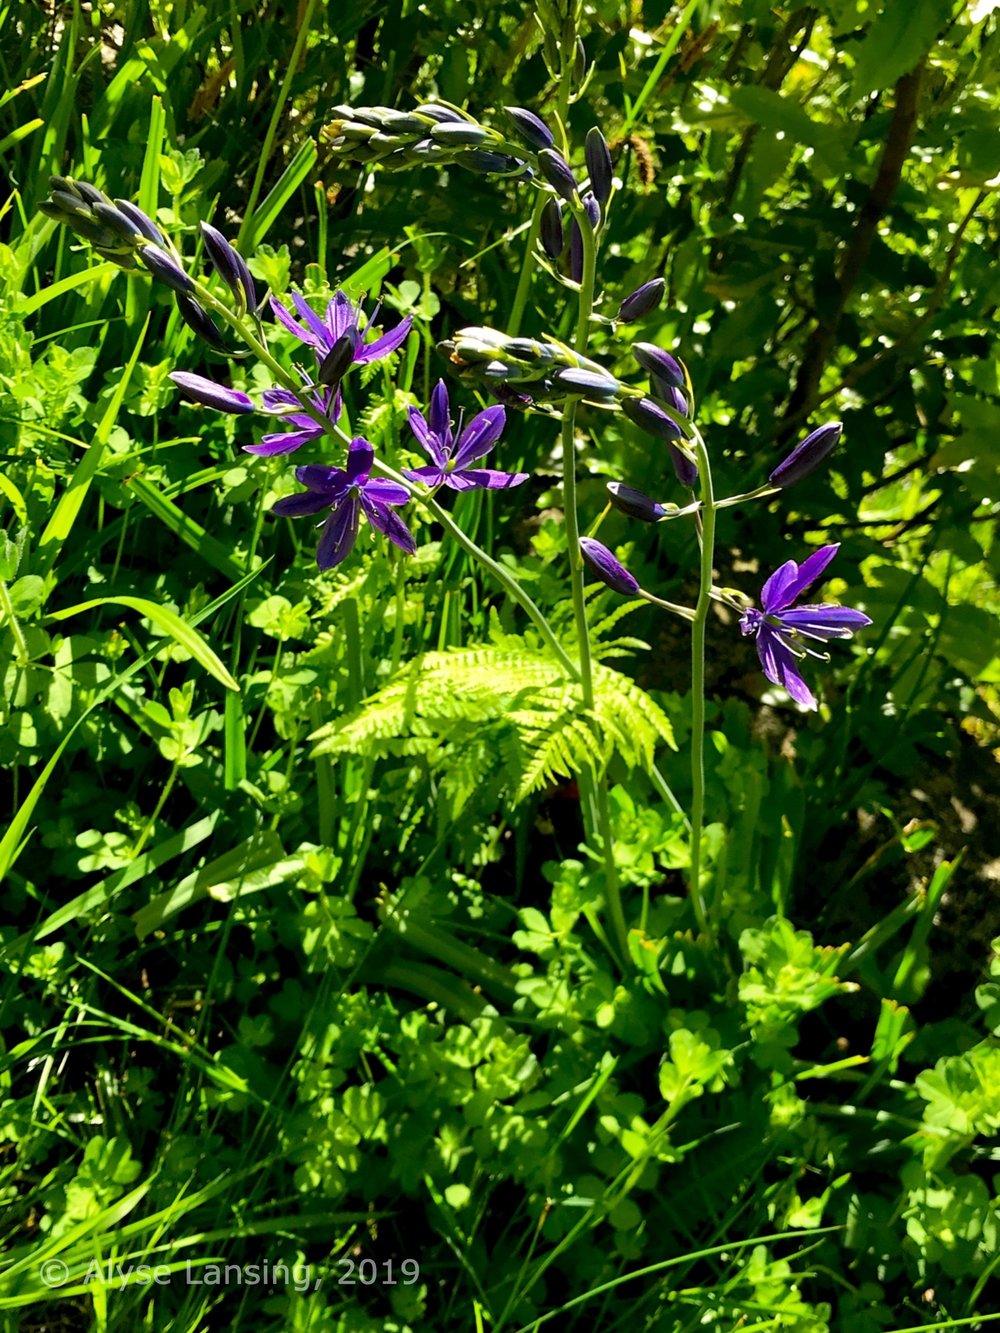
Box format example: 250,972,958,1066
402,380,528,491
246,375,341,457
270,289,412,386
271,437,415,569
740,544,871,710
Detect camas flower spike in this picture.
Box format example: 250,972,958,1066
740,544,871,710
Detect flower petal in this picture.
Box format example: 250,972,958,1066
451,405,507,469
345,437,374,482
408,407,447,466
291,291,334,348
316,497,360,568
402,465,446,487
446,468,529,490
360,496,417,554
778,605,872,640
364,478,411,506
354,315,413,364
271,490,332,517
764,545,840,612
244,429,317,456
325,291,357,343
756,626,817,709
295,464,345,492
269,295,317,346
428,379,450,444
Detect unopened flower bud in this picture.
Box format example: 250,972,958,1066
115,199,167,247
617,278,664,323
555,367,620,397
140,243,194,294
668,442,699,488
585,127,613,204
540,198,565,259
538,148,578,202
607,482,667,522
200,222,257,314
769,421,843,488
632,342,684,390
429,121,492,146
317,329,361,386
621,395,682,440
654,382,689,417
175,293,231,354
504,106,555,151
579,537,639,595
170,371,254,414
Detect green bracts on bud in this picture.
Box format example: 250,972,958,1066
320,102,529,178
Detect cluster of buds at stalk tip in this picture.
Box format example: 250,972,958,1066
440,326,623,408
319,103,530,178
39,177,262,356
625,340,699,486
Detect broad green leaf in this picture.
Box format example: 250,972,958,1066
851,0,952,98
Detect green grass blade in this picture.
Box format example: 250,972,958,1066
48,595,240,691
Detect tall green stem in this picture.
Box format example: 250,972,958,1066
687,425,715,940
564,208,628,963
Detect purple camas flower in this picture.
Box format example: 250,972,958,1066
403,380,528,491
740,544,871,710
270,289,412,386
271,437,415,569
249,376,341,456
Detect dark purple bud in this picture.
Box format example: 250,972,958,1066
429,121,492,146
114,199,167,247
621,395,682,440
633,342,684,390
415,103,471,123
569,219,583,282
540,198,564,259
585,127,613,204
607,482,667,522
569,194,602,281
538,149,578,202
618,278,664,323
174,293,231,355
140,243,194,294
317,329,360,386
461,149,525,175
170,371,254,414
503,106,555,151
668,442,699,488
579,537,640,595
555,367,620,397
653,382,689,417
72,180,108,207
200,222,257,313
769,421,843,488
90,200,143,243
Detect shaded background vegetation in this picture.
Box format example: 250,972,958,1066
1,1,998,1330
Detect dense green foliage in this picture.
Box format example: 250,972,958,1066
1,1,998,1330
